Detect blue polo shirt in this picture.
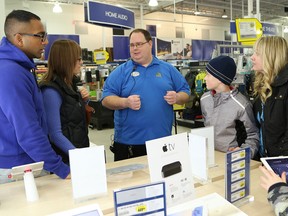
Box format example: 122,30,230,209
102,57,190,145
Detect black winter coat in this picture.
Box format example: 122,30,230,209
253,64,288,157
40,76,89,164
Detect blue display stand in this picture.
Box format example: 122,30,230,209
225,147,253,206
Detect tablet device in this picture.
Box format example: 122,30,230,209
261,156,288,179
48,203,103,216
11,161,44,180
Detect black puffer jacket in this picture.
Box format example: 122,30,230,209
253,64,288,157
40,76,89,163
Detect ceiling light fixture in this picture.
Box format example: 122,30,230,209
22,0,30,9
53,2,62,13
194,0,200,15
148,0,158,7
284,26,288,33
222,9,228,18
194,6,201,15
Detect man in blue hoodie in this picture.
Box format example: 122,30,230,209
0,10,70,183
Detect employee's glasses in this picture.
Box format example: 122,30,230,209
15,32,48,42
129,41,148,49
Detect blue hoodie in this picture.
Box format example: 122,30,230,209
0,37,70,179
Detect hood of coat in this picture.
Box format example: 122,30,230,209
0,37,35,70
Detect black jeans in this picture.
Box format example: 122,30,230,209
112,142,147,161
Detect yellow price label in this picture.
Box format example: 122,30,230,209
136,205,147,213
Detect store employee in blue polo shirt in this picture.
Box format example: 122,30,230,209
102,28,190,161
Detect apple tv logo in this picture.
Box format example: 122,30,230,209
162,144,168,152
162,143,175,152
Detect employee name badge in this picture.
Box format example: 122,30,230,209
113,182,167,216
131,71,140,77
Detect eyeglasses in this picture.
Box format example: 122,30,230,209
16,32,48,42
129,41,148,49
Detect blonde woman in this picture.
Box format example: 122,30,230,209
252,36,288,158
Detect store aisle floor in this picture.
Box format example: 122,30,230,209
88,125,192,163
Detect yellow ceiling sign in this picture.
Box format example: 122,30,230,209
235,18,263,45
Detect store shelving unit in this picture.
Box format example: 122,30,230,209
34,60,48,81
216,44,254,98
166,60,208,129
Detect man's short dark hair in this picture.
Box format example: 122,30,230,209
129,29,152,42
4,10,41,38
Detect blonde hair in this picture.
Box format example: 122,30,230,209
41,39,82,87
253,36,288,102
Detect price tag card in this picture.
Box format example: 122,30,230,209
114,182,166,216
225,147,250,203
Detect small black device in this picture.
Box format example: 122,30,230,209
85,70,92,83
109,143,115,153
161,161,182,178
95,70,100,82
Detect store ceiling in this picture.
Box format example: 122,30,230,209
7,0,288,23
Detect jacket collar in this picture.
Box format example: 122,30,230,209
211,87,238,107
211,86,234,96
52,75,79,99
272,64,288,87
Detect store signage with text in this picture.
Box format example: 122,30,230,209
84,1,135,29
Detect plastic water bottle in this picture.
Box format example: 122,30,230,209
23,169,39,202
